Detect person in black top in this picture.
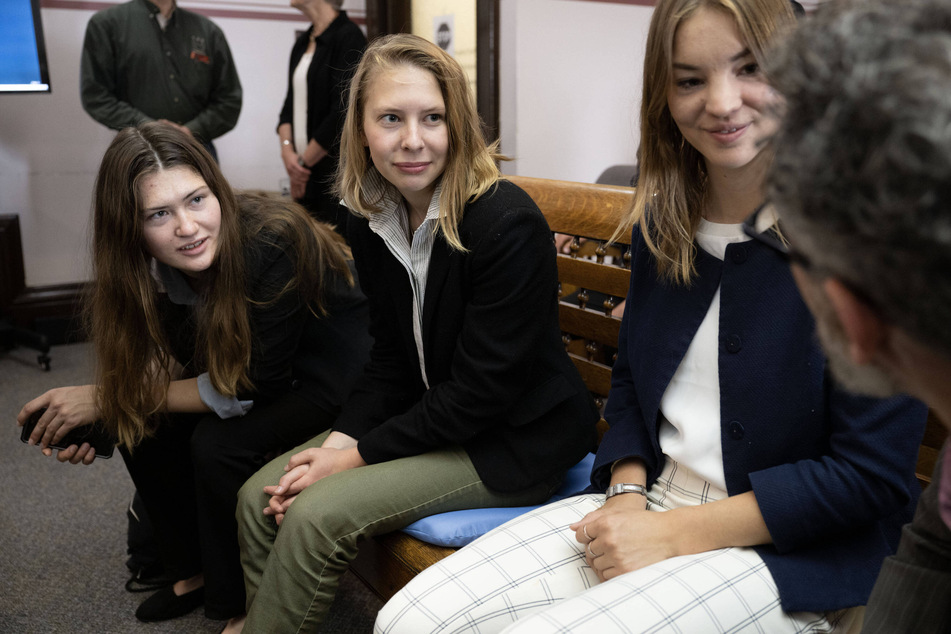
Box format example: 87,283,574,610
277,0,366,232
80,0,242,161
17,122,371,624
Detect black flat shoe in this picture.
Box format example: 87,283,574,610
125,570,176,593
135,585,205,622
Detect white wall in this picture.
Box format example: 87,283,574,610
499,0,653,183
496,0,828,180
0,0,363,288
1,7,106,288
2,0,648,288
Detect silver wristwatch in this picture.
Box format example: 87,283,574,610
604,483,648,499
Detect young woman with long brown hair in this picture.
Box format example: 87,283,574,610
17,122,371,624
375,1,927,632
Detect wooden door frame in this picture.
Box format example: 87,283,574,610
364,0,500,141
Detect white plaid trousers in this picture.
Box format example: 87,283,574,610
376,459,861,634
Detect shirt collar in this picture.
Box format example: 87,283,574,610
141,0,176,21
155,260,199,306
364,170,442,235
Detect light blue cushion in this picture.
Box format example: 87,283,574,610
401,453,595,548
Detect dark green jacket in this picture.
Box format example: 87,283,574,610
80,0,241,142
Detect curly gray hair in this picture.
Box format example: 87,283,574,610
769,0,951,355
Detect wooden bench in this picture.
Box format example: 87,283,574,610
347,175,948,602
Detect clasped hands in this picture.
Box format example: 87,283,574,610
281,142,326,200
282,145,310,200
262,431,365,526
570,493,682,582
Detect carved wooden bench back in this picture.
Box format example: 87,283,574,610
509,176,634,440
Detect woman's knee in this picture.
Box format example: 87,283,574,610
237,471,263,507
236,465,274,524
189,415,232,472
278,486,358,546
375,596,431,634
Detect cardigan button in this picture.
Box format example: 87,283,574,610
728,420,745,440
291,379,302,389
730,245,749,264
725,334,742,353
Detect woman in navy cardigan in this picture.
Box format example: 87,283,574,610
376,1,927,632
232,34,599,633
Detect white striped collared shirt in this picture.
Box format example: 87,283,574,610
359,172,443,388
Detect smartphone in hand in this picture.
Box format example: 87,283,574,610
19,408,116,459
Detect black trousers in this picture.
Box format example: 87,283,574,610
119,388,336,619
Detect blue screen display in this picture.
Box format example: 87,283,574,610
0,0,51,92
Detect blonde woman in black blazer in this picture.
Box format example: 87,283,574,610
230,34,599,633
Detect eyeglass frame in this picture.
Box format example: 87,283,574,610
741,204,812,268
742,204,885,320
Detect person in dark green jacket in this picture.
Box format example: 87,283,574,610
80,0,242,160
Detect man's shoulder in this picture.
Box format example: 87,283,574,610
89,0,140,25
173,4,224,32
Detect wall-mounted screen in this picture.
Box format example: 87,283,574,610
0,0,52,93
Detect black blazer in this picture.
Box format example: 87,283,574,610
156,232,371,412
336,180,599,492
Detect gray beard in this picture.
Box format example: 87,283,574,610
815,313,900,398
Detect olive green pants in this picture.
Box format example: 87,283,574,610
237,430,555,633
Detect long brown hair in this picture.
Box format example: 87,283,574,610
89,123,352,448
616,0,794,284
336,33,504,251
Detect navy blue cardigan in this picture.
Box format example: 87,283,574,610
592,225,927,612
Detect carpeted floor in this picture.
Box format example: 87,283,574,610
0,342,381,633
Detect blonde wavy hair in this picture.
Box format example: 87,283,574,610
336,33,504,251
616,0,795,284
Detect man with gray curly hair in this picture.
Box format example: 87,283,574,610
759,0,951,630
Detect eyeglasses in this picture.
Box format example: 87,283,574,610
741,204,812,269
743,204,885,319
